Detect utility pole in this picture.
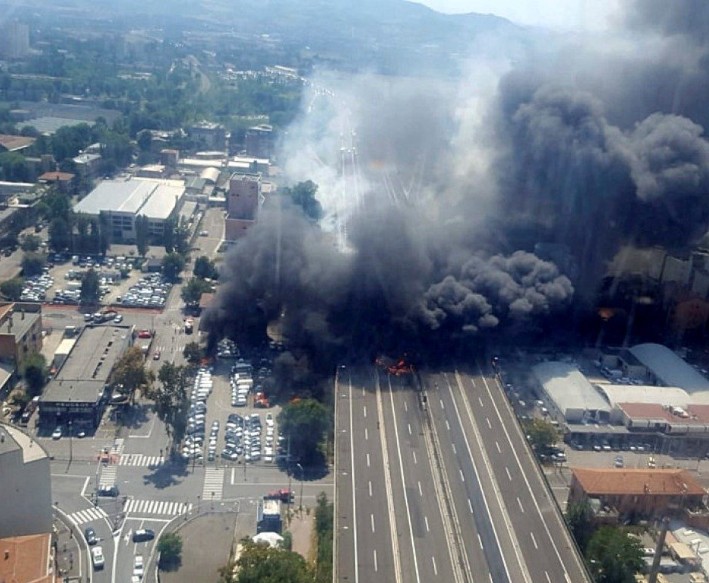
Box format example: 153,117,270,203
296,463,304,512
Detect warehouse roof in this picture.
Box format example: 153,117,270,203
533,361,611,416
572,467,704,496
630,343,709,394
74,178,183,220
597,385,691,408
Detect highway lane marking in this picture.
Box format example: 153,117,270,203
418,481,423,497
363,405,367,418
369,481,372,497
404,401,408,412
408,423,412,435
348,372,360,583
478,533,484,549
459,469,465,482
486,417,492,429
425,515,430,532
452,443,457,454
468,499,473,514
496,441,501,453
505,467,512,481
479,397,484,407
371,513,375,533
432,556,438,575
366,453,370,468
440,398,445,409
231,468,235,485
412,451,417,464
517,497,525,513
545,571,552,583
445,419,451,431
374,550,378,572
365,428,368,441
530,532,538,550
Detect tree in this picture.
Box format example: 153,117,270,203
22,352,48,397
566,500,594,552
162,252,186,282
0,278,24,301
278,399,330,465
314,492,333,583
20,234,42,253
193,255,218,280
134,214,150,257
174,217,191,256
80,268,101,304
523,418,559,454
110,346,154,404
219,539,314,583
283,180,322,221
163,217,176,253
146,363,190,452
21,252,46,277
157,532,183,571
181,277,212,306
48,216,72,251
586,526,644,583
183,341,202,365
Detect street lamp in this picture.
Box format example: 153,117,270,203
68,419,73,465
296,463,304,512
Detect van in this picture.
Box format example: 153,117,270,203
91,546,105,569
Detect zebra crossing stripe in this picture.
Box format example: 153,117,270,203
119,454,165,466
68,507,107,526
124,498,193,516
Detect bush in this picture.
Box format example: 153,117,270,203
157,532,182,571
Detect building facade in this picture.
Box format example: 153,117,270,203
225,173,262,241
0,303,43,372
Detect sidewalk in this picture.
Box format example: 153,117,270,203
53,510,87,582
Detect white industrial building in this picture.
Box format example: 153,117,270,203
629,343,709,394
74,177,185,242
532,361,611,424
595,385,692,423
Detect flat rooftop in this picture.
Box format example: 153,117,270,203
0,308,40,340
0,424,48,463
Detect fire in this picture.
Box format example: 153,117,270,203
375,355,414,376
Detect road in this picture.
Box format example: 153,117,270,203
336,363,591,583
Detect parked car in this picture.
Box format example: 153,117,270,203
84,526,98,545
52,426,62,440
133,555,144,578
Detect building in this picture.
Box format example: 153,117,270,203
39,325,132,429
0,424,52,538
160,148,179,169
245,124,273,159
0,532,55,583
38,171,75,194
532,361,611,424
188,122,226,151
74,177,184,243
568,467,706,522
0,134,35,153
0,303,43,373
629,343,709,394
0,21,30,59
72,152,102,179
257,499,282,534
225,173,262,240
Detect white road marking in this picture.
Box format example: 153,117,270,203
348,379,360,583
231,468,235,485
412,451,417,464
374,550,378,572
452,443,457,454
365,427,368,441
495,441,501,453
371,514,375,533
505,467,512,481
440,398,445,409
424,515,430,532
369,481,373,497
404,401,408,412
363,406,367,418
468,499,473,514
432,556,438,575
486,417,492,429
479,397,484,407
478,533,483,549
445,420,451,431
418,481,423,497
366,453,370,468
459,469,465,482
531,532,538,550
517,497,525,513
545,572,552,583
408,423,412,435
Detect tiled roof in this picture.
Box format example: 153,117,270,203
39,171,75,182
0,533,53,583
0,134,35,152
572,467,705,496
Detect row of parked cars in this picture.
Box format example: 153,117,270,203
117,273,172,309
20,271,53,302
221,412,279,463
182,368,214,462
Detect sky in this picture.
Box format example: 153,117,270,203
415,0,622,31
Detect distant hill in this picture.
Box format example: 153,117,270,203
3,0,532,74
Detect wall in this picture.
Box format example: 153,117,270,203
0,448,52,537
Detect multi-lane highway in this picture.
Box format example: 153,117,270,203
335,363,590,583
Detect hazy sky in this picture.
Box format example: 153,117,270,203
415,0,622,31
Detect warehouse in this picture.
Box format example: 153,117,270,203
629,343,709,394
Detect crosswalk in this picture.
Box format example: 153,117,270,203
67,506,108,526
125,498,192,517
202,467,225,501
110,438,125,456
99,465,117,488
119,453,165,467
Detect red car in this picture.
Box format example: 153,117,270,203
137,330,152,339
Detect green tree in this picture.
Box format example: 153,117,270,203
523,418,559,454
20,234,42,253
134,214,150,257
110,346,154,404
283,180,322,221
80,268,101,304
162,252,186,282
157,532,183,571
174,217,191,256
48,216,72,251
314,492,333,583
181,277,212,306
147,363,190,453
586,526,644,583
22,352,48,397
0,278,24,301
566,500,594,552
21,252,46,277
278,399,330,465
163,217,176,253
193,255,218,280
220,539,314,583
182,341,202,365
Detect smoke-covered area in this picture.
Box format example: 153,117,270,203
206,1,709,366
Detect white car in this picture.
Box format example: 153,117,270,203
52,426,62,440
91,546,105,569
265,413,274,427
133,555,144,578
